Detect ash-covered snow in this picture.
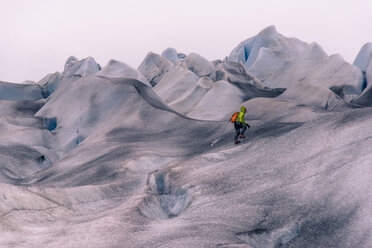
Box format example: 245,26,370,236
0,26,372,248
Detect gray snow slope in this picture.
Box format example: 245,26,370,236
1,26,372,248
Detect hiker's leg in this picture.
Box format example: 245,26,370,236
240,124,247,135
234,122,240,141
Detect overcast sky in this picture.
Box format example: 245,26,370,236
0,0,371,83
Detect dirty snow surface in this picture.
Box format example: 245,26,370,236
1,27,372,248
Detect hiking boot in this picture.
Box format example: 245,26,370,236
234,140,241,144
239,134,246,139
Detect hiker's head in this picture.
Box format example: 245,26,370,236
241,106,246,112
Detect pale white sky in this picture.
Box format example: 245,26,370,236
0,0,371,83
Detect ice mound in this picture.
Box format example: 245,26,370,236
229,26,363,102
0,80,44,101
353,42,372,71
153,65,199,103
276,82,347,110
352,43,372,106
63,56,101,78
97,59,150,86
161,47,187,63
38,72,62,97
138,52,173,86
184,53,215,77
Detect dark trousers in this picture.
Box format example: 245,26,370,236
234,121,247,141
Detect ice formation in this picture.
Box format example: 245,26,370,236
0,26,372,248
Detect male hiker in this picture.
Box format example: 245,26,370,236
230,106,250,144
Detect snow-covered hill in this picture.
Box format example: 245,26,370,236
1,26,372,248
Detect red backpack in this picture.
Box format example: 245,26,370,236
230,112,239,123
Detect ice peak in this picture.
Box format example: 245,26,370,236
260,25,277,34
353,42,372,71
258,25,279,39
65,56,78,64
308,42,327,56
63,56,100,78
106,59,121,66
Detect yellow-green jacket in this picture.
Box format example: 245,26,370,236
236,106,247,124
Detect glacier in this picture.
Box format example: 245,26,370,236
0,26,372,247
229,26,364,102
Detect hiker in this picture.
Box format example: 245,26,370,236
232,106,250,144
